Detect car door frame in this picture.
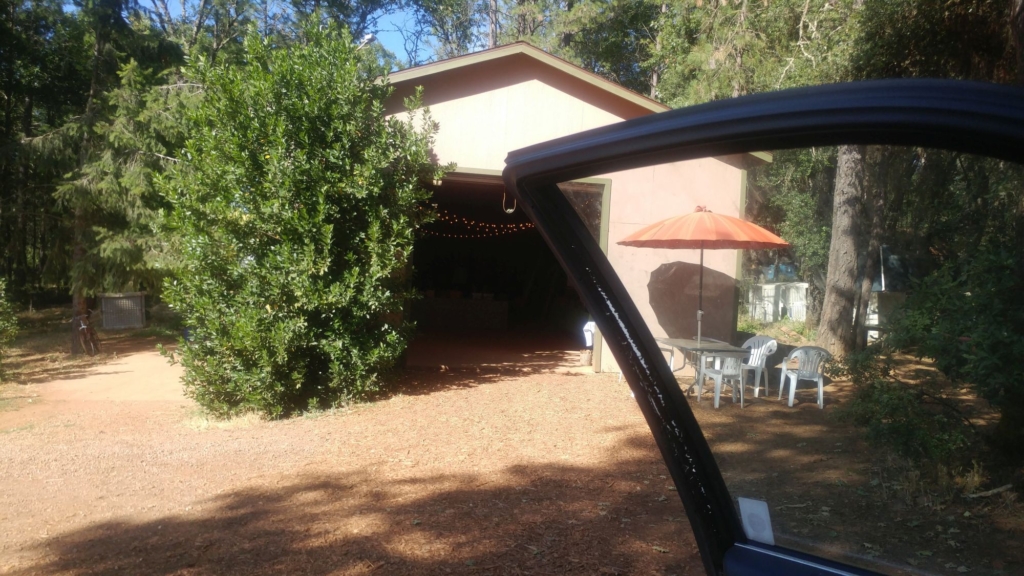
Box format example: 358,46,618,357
501,79,1024,576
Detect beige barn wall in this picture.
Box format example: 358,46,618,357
396,80,622,169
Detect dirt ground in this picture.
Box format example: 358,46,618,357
1,332,1021,576
1,337,704,576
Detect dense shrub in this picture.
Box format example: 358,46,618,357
835,349,971,464
887,245,1024,456
0,279,16,380
161,24,447,417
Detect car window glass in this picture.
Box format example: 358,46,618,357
562,145,1024,576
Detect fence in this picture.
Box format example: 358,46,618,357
748,282,808,323
99,292,146,329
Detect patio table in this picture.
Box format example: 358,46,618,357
655,338,750,397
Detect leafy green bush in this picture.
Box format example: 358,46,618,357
0,279,17,380
161,25,447,417
836,349,971,464
887,245,1024,456
736,317,763,336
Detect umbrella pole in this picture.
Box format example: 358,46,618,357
697,243,704,347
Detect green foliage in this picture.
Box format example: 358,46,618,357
0,279,17,380
402,0,663,94
412,0,479,60
836,349,971,464
55,60,198,296
749,147,836,287
1,0,92,298
288,0,396,39
162,24,448,417
887,242,1024,452
652,0,858,106
737,317,815,345
2,0,190,304
544,0,662,95
652,1,858,318
852,0,1017,82
149,0,255,63
891,251,1024,401
736,316,761,336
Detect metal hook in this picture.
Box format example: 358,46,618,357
502,191,517,214
503,190,520,213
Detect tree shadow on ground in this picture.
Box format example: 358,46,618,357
403,330,583,374
10,434,702,576
383,367,589,400
5,334,173,385
673,373,1021,576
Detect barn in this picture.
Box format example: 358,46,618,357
385,43,765,373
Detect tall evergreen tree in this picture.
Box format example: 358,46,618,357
1,0,90,300
55,0,183,348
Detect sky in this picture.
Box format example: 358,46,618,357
373,9,421,65
144,0,428,67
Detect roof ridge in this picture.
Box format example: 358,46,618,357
388,42,669,114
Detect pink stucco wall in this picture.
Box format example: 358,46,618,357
386,52,655,171
594,159,742,372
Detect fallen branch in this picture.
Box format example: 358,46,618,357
963,484,1013,499
775,502,812,510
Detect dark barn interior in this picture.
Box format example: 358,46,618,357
404,177,591,369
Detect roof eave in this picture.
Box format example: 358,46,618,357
387,42,669,115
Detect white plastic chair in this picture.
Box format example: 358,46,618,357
684,336,726,374
582,321,597,347
740,336,778,398
778,346,832,408
618,341,680,383
700,356,744,408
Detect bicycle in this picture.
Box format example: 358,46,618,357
71,310,101,356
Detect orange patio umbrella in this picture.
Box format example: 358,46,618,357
617,206,789,345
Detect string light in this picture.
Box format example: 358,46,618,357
421,228,529,239
433,208,535,232
416,206,536,239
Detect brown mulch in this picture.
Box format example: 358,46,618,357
0,349,700,576
1,345,1020,576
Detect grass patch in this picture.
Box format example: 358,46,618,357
300,404,357,420
2,306,180,386
737,317,816,345
128,325,180,339
184,408,265,431
1,422,35,434
0,396,20,412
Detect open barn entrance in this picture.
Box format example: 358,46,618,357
404,174,601,371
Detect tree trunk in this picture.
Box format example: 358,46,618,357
650,3,667,99
994,388,1024,463
488,0,498,48
817,144,865,357
805,272,824,330
1013,0,1024,83
854,146,885,349
560,0,575,49
70,27,106,354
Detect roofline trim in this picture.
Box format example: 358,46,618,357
387,42,670,114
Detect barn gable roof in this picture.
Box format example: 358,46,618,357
388,42,669,116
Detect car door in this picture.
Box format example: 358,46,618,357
502,79,1024,576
